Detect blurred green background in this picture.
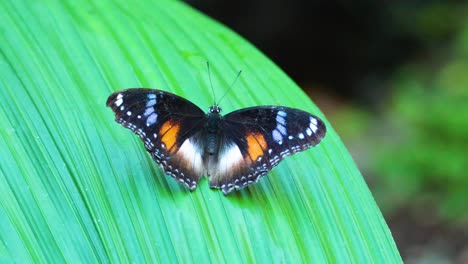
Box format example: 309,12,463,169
187,0,468,262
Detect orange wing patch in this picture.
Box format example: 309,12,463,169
246,132,267,162
159,120,180,152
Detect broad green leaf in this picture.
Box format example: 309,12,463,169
0,0,401,262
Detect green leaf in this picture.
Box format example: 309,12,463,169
0,0,401,262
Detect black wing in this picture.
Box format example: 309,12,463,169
106,88,207,190
210,106,326,194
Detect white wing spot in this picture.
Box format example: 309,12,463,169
276,123,287,135
146,99,157,108
146,113,158,126
288,135,294,140
126,111,132,116
310,123,318,133
137,115,141,119
144,107,154,116
276,115,286,125
147,94,156,99
306,128,313,136
272,129,283,145
309,117,318,133
277,110,287,117
298,133,305,139
310,117,318,126
153,133,158,138
114,98,123,107
120,106,124,111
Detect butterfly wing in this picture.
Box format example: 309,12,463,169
106,88,207,190
210,106,326,194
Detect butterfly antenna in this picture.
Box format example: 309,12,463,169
217,69,242,105
207,61,216,106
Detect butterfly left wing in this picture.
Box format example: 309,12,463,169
106,88,207,190
210,106,326,194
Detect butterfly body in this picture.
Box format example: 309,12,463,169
107,88,326,194
204,106,223,155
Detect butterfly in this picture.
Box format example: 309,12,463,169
106,88,326,194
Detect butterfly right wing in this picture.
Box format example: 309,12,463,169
210,106,326,194
106,88,207,190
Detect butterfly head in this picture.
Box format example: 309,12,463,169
209,105,222,114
